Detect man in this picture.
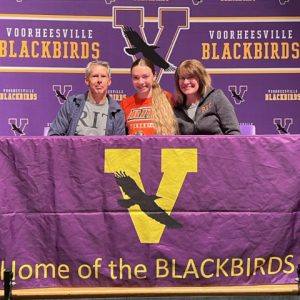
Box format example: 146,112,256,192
48,60,125,136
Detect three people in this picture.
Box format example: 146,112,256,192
174,59,240,135
49,58,240,137
48,60,125,136
120,57,177,135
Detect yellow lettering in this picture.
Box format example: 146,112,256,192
183,259,199,279
19,40,30,57
281,42,289,59
0,41,7,57
156,259,169,278
201,43,210,60
58,264,70,279
233,43,241,59
81,42,89,59
92,42,100,59
283,254,295,274
211,43,220,59
291,42,300,59
35,263,55,279
231,258,243,276
270,42,280,59
41,41,51,58
216,258,229,277
254,42,263,59
53,41,61,58
70,41,79,58
78,264,92,279
9,40,17,57
134,264,147,279
19,264,33,280
253,257,266,275
243,43,252,59
221,43,232,59
172,259,182,279
200,258,214,279
268,256,282,275
31,41,39,58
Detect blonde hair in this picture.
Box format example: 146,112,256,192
131,58,178,135
175,59,212,106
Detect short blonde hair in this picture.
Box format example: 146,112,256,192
85,60,111,78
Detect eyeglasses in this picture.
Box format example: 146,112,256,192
178,75,197,82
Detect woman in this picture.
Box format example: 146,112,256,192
174,59,240,135
121,57,177,135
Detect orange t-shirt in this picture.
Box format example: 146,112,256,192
121,91,174,135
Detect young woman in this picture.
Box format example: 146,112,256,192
121,57,177,135
174,59,240,135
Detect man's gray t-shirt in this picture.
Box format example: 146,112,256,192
75,99,109,136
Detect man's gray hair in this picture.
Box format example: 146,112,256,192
85,60,111,78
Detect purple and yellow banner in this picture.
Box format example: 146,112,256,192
0,135,299,291
0,0,299,136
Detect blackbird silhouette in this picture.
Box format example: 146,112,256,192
123,26,176,72
276,123,288,134
231,90,243,102
114,171,182,228
55,90,67,101
11,123,23,134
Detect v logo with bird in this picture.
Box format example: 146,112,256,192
114,171,182,229
122,26,176,72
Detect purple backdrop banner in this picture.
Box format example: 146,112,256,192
0,0,299,136
0,135,299,290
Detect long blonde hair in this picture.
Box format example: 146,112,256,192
175,59,212,106
131,58,178,135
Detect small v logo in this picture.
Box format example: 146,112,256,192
228,85,247,105
8,118,28,136
52,85,73,105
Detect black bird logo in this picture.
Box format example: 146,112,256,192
231,90,243,102
114,171,182,228
55,90,67,101
276,123,288,134
11,123,23,134
122,26,176,72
